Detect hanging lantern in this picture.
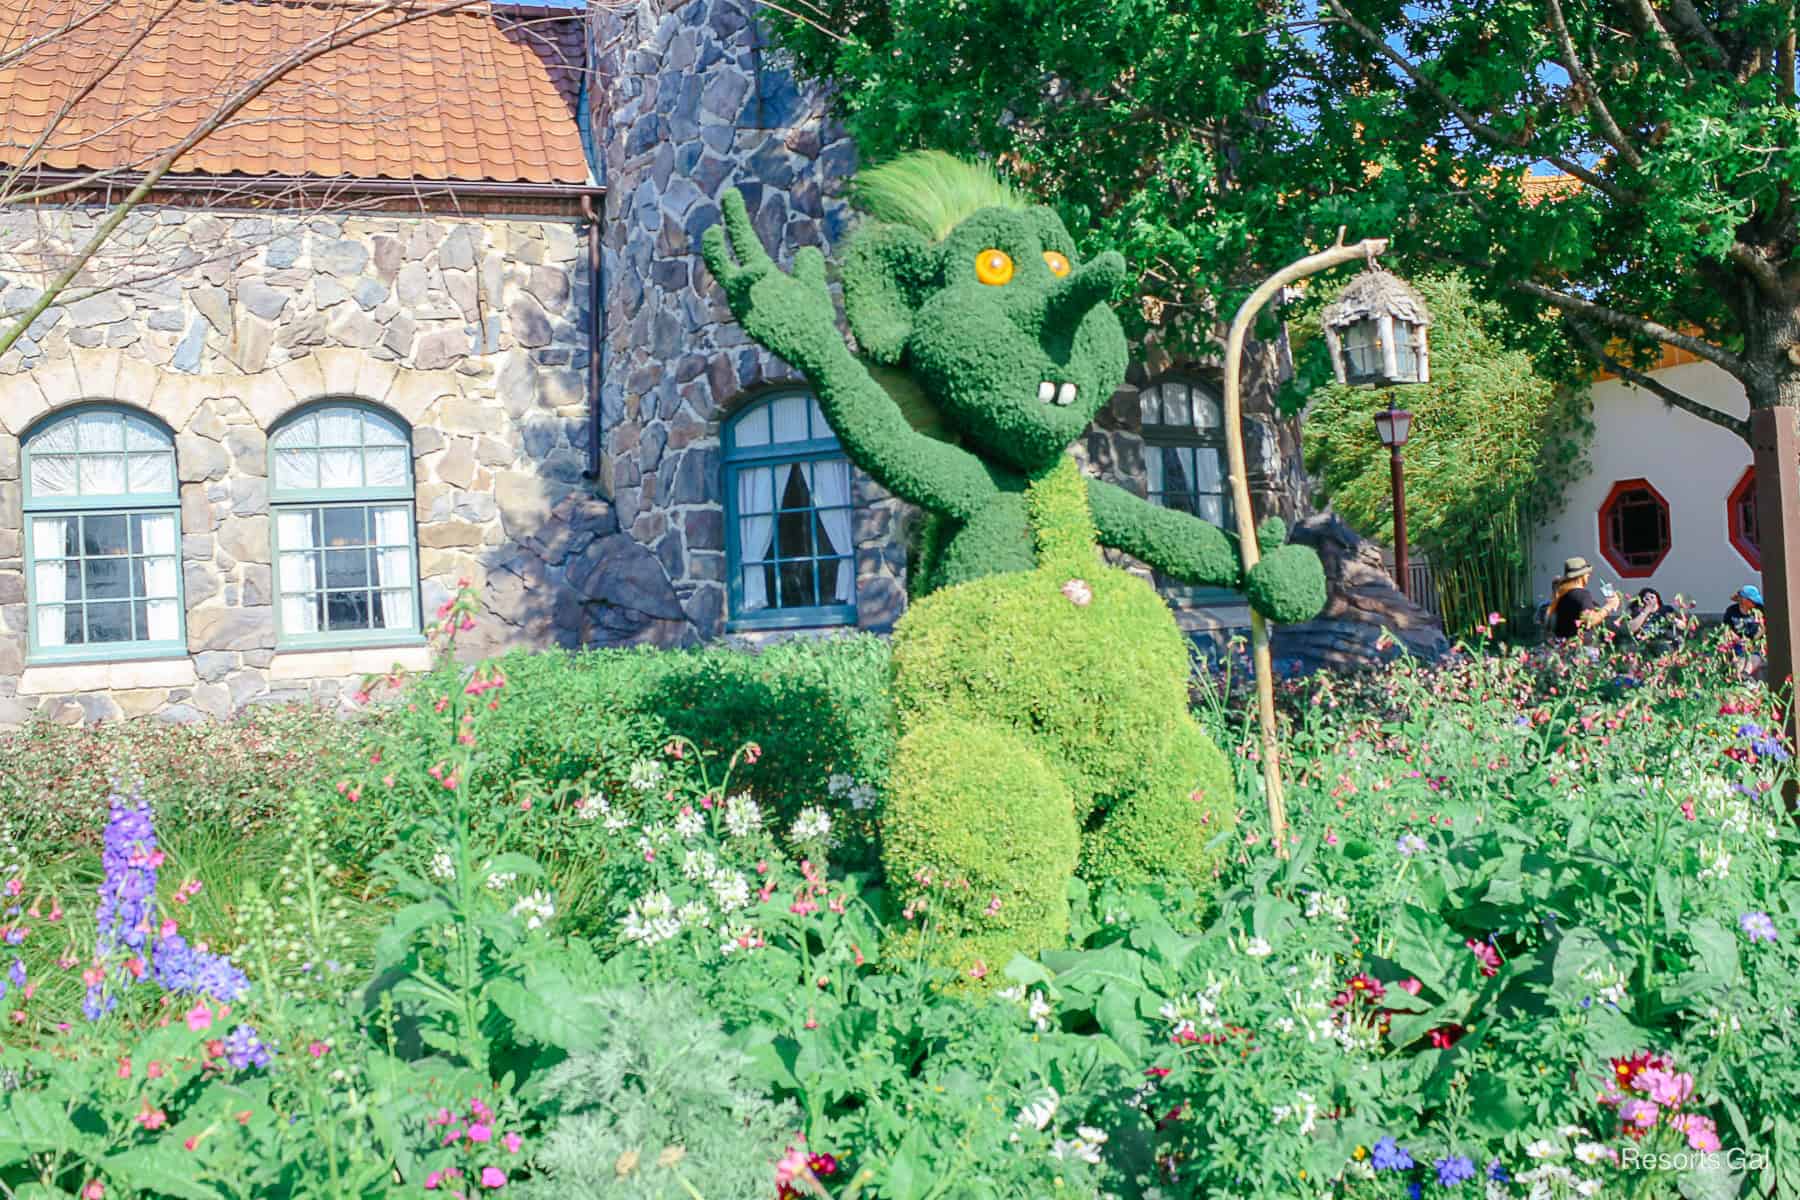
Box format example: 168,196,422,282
1321,266,1432,387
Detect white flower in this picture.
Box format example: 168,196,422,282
681,849,717,882
510,890,555,930
1049,1125,1106,1165
710,871,751,912
1572,1143,1611,1166
1272,1016,1296,1035
603,803,631,833
1303,891,1351,925
677,900,711,928
485,871,517,891
724,793,763,838
628,759,664,792
1015,1088,1060,1132
848,782,878,810
1243,936,1273,958
790,806,834,844
718,922,765,955
1271,1091,1318,1136
1525,1139,1558,1160
1556,1125,1585,1140
674,808,706,839
1698,842,1732,880
1026,990,1053,1032
428,851,455,881
827,774,854,798
572,796,601,821
997,985,1026,1003
622,891,681,947
1574,1181,1602,1197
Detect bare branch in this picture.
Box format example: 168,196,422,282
1545,0,1644,169
1665,0,1729,66
0,0,496,360
1513,277,1749,378
1566,317,1751,440
0,0,123,72
1727,240,1790,301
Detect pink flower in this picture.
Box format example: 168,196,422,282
1061,578,1093,607
480,1166,507,1189
468,1123,492,1144
307,1041,329,1059
82,1183,103,1200
1397,978,1423,996
744,743,762,764
1466,938,1501,977
775,1139,809,1187
185,1001,213,1032
1638,1067,1694,1109
1680,800,1696,820
136,1105,167,1131
1619,1098,1660,1131
424,1172,443,1190
1672,1112,1721,1152
503,1132,521,1154
985,895,1003,916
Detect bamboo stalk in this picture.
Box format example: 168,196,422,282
1222,232,1389,859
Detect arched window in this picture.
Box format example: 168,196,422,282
1140,377,1233,528
22,405,183,660
268,401,419,646
723,390,856,627
1728,466,1760,570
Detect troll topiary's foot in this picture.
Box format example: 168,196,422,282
1244,543,1327,625
881,717,1079,978
1079,712,1236,884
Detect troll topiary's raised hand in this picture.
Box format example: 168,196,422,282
703,153,1324,974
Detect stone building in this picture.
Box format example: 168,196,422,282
0,0,1307,726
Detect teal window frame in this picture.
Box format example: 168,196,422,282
20,404,187,664
268,400,423,650
722,391,858,632
1140,377,1240,606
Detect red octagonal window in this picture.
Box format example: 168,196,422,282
1597,478,1671,578
1728,465,1760,570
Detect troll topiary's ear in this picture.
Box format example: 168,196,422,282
842,224,941,365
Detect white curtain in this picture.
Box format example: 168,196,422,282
813,459,854,603
771,394,810,444
1193,449,1225,525
737,468,775,611
318,408,363,488
372,505,414,630
138,513,180,641
277,509,320,634
30,517,68,647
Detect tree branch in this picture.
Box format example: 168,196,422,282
1322,0,1637,205
1727,240,1790,301
1546,0,1645,169
1511,278,1749,378
1567,318,1750,440
1665,0,1729,67
1630,0,1692,80
0,0,493,360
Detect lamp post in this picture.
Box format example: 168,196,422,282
1321,264,1432,603
1222,231,1390,860
1372,403,1414,599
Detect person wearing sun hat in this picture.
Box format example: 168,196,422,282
1548,555,1619,638
1723,583,1764,639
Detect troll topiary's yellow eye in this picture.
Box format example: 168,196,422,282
975,249,1014,286
1043,250,1071,277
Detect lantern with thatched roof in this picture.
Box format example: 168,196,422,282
1321,267,1432,387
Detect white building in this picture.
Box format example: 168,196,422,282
1531,348,1761,616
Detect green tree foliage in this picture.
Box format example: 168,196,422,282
770,0,1800,439
1299,274,1591,633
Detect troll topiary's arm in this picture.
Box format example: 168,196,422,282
702,191,998,521
1086,477,1241,585
1086,478,1328,624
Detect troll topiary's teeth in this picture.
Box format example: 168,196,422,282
1038,380,1056,403
1056,382,1077,406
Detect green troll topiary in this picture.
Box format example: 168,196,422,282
703,152,1325,972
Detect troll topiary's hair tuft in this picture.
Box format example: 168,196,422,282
849,150,1025,242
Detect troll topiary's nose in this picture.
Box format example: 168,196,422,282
1044,251,1127,330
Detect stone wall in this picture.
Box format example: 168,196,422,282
0,207,676,726
588,0,907,638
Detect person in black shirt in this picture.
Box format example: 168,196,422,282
1722,584,1764,638
1549,556,1619,638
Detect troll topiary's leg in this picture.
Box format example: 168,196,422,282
882,717,1079,976
1079,713,1237,885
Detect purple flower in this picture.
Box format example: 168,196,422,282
95,791,159,956
1372,1136,1414,1171
1435,1155,1476,1187
1740,911,1779,943
151,934,249,1004
223,1024,272,1071
1487,1159,1508,1182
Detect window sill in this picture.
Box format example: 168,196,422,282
19,654,197,695
268,640,432,681
725,606,857,634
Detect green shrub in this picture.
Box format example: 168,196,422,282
517,985,799,1200
883,718,1079,970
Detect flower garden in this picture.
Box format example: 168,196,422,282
0,586,1791,1200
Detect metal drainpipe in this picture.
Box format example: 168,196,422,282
580,193,606,489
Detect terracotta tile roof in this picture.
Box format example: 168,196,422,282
0,0,592,187
1520,171,1582,206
